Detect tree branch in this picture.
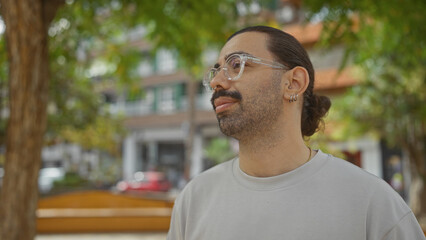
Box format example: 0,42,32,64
43,0,65,24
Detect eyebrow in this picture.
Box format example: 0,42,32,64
224,51,253,60
213,51,254,68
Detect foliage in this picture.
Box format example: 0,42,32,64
303,0,426,175
304,0,426,71
59,113,125,156
205,137,237,164
329,67,425,143
53,172,88,188
88,154,122,186
0,0,262,150
52,0,255,80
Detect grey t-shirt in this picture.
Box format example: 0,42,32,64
167,150,425,240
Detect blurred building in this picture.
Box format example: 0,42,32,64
93,0,410,198
100,32,222,187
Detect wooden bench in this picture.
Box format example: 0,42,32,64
37,190,174,233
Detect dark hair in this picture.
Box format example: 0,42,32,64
228,26,331,137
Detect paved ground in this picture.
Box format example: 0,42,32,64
36,233,167,240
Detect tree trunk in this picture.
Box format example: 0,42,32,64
404,120,426,226
0,0,62,239
409,171,426,226
407,148,426,226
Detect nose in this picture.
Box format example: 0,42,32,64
209,69,231,91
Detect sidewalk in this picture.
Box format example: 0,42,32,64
36,233,167,240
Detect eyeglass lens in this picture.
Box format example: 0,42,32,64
225,55,243,80
203,55,245,91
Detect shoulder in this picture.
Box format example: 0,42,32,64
315,151,410,214
366,178,422,239
320,152,390,189
319,152,419,238
174,159,234,203
324,153,405,199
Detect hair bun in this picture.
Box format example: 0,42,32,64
316,95,331,117
301,94,331,137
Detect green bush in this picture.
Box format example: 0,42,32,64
53,172,88,188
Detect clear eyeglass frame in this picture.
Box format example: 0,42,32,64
203,53,288,91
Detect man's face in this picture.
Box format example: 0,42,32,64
210,32,285,139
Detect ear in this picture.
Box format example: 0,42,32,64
283,66,310,102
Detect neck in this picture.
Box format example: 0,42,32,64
237,126,312,177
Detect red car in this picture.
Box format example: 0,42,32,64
116,171,172,192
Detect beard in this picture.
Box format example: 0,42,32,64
211,75,283,140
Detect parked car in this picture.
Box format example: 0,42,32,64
116,171,172,192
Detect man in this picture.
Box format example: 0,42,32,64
167,26,425,240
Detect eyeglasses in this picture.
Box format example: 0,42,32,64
203,53,288,91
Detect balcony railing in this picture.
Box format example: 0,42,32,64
108,100,152,116
108,92,212,117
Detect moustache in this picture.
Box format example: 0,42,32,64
210,89,242,109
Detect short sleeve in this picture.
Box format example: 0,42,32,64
382,211,426,240
366,179,425,240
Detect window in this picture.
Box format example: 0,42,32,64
156,49,177,74
138,51,154,77
138,60,153,77
102,92,117,104
159,86,175,112
126,88,144,102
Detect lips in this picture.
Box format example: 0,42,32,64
214,97,238,113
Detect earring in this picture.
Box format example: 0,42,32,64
289,94,298,103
